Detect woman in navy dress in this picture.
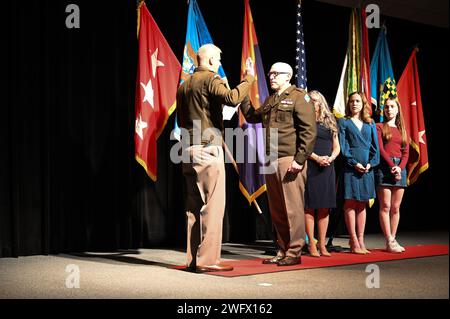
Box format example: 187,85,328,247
376,98,409,253
338,92,380,254
304,91,340,257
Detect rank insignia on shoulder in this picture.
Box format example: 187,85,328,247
304,94,311,103
280,99,294,105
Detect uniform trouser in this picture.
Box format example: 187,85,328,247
266,156,307,258
182,145,225,268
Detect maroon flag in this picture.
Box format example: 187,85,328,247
237,0,268,204
397,49,429,185
135,2,181,181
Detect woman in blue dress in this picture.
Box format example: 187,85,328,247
338,92,380,254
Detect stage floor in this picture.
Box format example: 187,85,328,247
0,231,448,299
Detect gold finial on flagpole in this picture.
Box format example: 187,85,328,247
137,0,145,38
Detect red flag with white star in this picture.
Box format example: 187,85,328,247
135,2,181,181
397,49,429,185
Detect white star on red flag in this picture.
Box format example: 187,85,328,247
419,130,426,145
135,113,148,140
151,48,165,77
140,79,154,109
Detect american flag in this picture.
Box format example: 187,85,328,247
295,0,307,89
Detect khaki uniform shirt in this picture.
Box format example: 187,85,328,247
177,66,254,145
240,85,316,165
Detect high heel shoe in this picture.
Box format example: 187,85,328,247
357,235,370,254
319,246,331,257
308,245,321,257
349,239,365,255
351,247,366,254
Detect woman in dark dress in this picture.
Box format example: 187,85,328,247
338,92,380,254
304,91,340,257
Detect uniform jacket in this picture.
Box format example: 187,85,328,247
240,85,316,165
177,66,254,145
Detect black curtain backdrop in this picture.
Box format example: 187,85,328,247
2,0,448,257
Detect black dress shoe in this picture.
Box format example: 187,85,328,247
262,256,285,264
277,256,301,266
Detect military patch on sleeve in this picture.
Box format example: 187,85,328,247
304,94,311,103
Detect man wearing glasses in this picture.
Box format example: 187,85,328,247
240,62,316,266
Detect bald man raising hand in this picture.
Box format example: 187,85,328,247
176,44,255,272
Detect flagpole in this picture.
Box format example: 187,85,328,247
222,138,278,253
136,1,144,38
222,141,263,215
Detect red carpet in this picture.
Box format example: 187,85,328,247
175,244,448,277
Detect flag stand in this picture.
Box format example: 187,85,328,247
325,168,345,252
325,212,345,253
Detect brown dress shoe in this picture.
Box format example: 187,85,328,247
262,255,285,264
277,256,301,266
196,263,234,272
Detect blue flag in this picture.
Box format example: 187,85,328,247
370,26,397,122
174,0,228,139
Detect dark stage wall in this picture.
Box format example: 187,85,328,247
2,0,448,257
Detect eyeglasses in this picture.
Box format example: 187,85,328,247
267,71,290,78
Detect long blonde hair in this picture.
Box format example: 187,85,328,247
345,92,373,123
381,98,408,148
309,90,338,133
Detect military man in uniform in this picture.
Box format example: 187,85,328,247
240,62,316,266
176,44,255,272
